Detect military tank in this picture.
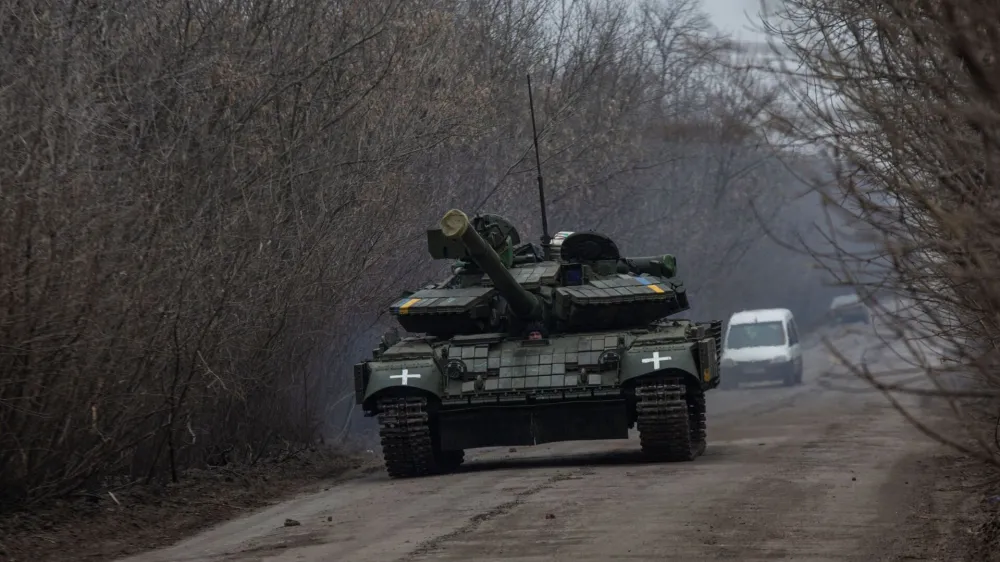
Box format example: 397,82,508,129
354,209,723,478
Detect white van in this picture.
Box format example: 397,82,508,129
720,308,803,388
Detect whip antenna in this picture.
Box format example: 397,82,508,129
527,74,551,255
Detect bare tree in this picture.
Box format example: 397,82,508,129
756,0,1000,465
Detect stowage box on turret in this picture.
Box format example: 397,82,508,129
354,209,723,477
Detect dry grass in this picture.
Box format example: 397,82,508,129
0,448,371,561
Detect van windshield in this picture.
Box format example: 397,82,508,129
726,321,786,349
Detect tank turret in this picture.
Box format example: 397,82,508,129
440,209,543,322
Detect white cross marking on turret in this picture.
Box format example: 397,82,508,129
391,369,421,385
641,352,672,370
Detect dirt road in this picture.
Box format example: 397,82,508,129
120,324,948,562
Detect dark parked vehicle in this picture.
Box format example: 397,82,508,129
829,294,870,325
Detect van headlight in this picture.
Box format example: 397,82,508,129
770,355,790,363
721,357,736,367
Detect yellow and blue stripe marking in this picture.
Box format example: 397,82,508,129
396,298,421,315
635,276,665,294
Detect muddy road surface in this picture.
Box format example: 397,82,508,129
121,324,943,562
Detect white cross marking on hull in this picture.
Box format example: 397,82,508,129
391,369,421,385
641,352,672,370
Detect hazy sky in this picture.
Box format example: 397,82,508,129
701,0,771,42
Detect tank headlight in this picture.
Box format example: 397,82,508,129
598,350,621,370
445,359,468,380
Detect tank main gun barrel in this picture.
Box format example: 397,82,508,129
440,209,543,321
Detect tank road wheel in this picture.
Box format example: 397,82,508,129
781,364,798,387
377,396,437,478
636,377,707,462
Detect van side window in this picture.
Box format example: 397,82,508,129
787,320,800,345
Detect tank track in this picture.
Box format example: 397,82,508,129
635,377,707,461
691,390,706,447
376,396,465,477
377,396,437,478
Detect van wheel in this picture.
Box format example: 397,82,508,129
781,365,798,387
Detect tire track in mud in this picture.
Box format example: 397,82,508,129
675,398,896,560
398,470,588,561
711,384,811,419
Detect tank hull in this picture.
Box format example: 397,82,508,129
356,320,722,477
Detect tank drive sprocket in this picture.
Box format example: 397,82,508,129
635,377,706,461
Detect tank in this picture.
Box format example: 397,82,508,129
354,209,723,478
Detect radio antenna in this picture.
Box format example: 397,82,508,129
526,74,551,256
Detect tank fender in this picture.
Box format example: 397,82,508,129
362,358,444,406
620,343,701,386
